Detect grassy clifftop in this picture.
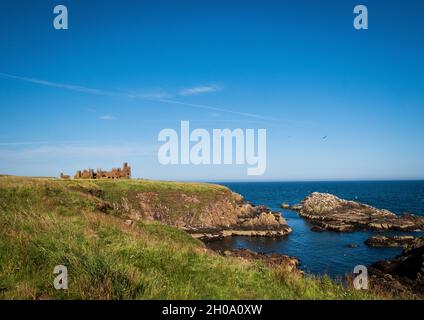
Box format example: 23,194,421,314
0,176,379,299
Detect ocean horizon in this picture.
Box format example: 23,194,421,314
204,179,424,183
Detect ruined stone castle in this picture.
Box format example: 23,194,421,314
60,163,131,180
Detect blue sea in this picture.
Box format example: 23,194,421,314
211,181,424,278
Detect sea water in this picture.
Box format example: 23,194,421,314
209,181,424,278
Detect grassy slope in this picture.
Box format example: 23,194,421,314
0,176,380,300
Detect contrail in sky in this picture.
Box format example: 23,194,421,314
0,72,276,121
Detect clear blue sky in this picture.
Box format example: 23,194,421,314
1,0,423,181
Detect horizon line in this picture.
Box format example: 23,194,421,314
2,174,424,183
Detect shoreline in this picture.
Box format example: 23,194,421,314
0,176,423,299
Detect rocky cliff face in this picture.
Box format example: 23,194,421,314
110,186,292,240
290,192,424,232
369,236,424,297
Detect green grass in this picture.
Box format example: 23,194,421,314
0,176,383,300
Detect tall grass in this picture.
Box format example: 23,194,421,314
0,177,380,299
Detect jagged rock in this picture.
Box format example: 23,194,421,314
365,235,417,248
281,203,302,211
232,192,244,203
310,225,326,232
294,192,424,232
255,205,270,213
290,204,302,211
368,236,424,297
187,197,292,240
198,233,224,243
239,211,285,230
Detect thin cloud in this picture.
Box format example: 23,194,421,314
0,72,114,96
128,91,172,99
0,140,80,146
98,115,117,121
154,98,275,121
179,85,221,96
0,72,280,122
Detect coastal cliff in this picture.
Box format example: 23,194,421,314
97,179,291,239
0,176,376,299
369,236,424,297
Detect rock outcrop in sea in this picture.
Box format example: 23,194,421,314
283,192,424,232
364,235,417,248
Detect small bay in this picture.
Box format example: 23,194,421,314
210,180,424,278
